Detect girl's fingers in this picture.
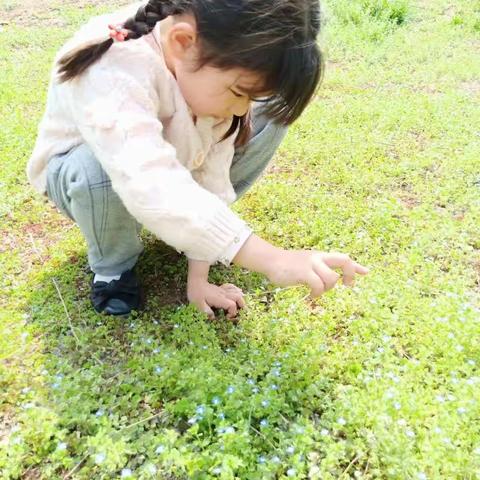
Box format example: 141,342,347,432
312,260,340,291
354,262,369,275
307,271,325,298
321,252,368,286
202,302,215,320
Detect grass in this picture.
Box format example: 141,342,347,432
1,0,480,478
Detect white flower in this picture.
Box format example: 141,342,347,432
224,426,235,434
188,416,197,425
287,468,297,477
320,429,329,436
260,419,269,427
95,409,104,417
155,445,165,454
436,395,445,403
397,419,407,426
212,467,222,475
121,468,133,478
286,446,295,455
56,442,67,451
405,429,415,438
457,407,467,414
212,397,221,405
202,345,208,350
145,338,153,344
377,347,385,353
226,386,235,394
252,387,259,394
394,402,401,410
467,359,476,366
456,345,464,352
261,400,270,407
174,323,179,329
270,384,279,390
155,366,164,374
153,348,160,354
271,455,281,463
218,412,225,420
247,379,255,385
337,417,347,425
146,464,157,474
94,452,106,464
196,405,206,415
417,473,427,480
258,455,266,464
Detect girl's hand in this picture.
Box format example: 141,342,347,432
187,281,246,320
266,250,369,298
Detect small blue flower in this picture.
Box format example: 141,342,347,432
260,419,269,427
56,442,67,451
457,407,467,414
95,409,104,417
94,452,106,464
272,369,281,377
155,366,164,374
247,379,255,385
273,361,282,367
145,338,153,344
320,428,329,436
121,468,133,478
155,445,165,454
252,387,259,394
258,455,266,464
212,467,222,475
286,446,295,455
270,384,279,390
153,348,160,354
218,412,225,420
287,468,296,477
271,455,281,463
196,405,206,415
337,417,347,425
261,400,270,407
212,396,221,405
226,386,235,394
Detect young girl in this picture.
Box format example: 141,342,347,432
27,0,368,317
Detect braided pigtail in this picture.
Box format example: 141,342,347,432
57,0,178,83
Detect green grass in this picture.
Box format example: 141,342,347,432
1,0,480,478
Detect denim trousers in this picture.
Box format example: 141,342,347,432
45,106,287,275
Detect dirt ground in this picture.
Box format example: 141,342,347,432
0,0,129,26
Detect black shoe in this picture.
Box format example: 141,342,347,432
90,269,142,316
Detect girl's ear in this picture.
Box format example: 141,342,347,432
167,21,198,61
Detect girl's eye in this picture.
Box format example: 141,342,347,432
230,89,244,98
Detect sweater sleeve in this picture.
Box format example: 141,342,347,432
57,60,251,264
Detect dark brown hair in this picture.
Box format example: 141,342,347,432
58,0,324,146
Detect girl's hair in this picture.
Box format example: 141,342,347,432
58,0,324,146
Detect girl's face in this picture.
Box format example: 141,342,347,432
175,63,266,119
162,14,270,119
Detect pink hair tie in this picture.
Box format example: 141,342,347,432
108,23,129,42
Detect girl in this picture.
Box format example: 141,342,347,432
27,0,368,317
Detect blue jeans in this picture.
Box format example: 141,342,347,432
45,106,287,275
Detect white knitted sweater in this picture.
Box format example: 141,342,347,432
27,3,252,265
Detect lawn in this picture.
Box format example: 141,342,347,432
1,0,479,478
